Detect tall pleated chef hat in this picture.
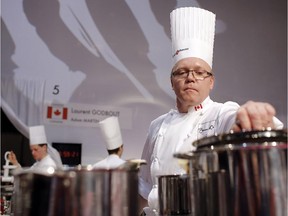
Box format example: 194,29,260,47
170,7,216,68
99,116,123,150
29,125,47,145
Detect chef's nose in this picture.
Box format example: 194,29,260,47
186,71,196,81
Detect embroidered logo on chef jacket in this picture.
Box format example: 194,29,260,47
194,104,203,111
197,120,216,139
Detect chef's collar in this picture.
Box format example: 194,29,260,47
169,96,212,116
108,154,121,159
188,96,212,114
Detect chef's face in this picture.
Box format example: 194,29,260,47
30,144,47,161
171,57,214,112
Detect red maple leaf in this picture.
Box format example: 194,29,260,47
54,109,61,116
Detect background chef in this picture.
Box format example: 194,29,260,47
92,116,126,169
8,125,63,172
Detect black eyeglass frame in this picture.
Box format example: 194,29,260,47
171,69,213,81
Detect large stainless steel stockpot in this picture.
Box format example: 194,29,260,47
12,165,140,216
175,129,287,216
12,168,55,216
158,174,191,216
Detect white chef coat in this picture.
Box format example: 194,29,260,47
92,154,126,169
138,96,283,202
28,154,57,174
47,144,63,169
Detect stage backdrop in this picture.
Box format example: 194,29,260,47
1,0,287,165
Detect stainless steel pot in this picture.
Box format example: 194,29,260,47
12,168,55,216
175,129,287,216
13,164,142,216
158,174,191,215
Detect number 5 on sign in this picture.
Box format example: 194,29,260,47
53,85,60,95
44,80,73,104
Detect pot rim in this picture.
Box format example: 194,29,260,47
193,129,287,149
157,173,189,179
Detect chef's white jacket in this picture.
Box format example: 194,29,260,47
28,154,57,173
92,154,126,169
139,96,283,200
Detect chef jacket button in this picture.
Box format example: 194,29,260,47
152,158,158,162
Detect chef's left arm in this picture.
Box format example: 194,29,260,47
231,101,284,132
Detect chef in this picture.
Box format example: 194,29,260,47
8,125,63,172
92,116,126,169
138,7,284,215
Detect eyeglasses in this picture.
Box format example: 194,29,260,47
172,69,213,81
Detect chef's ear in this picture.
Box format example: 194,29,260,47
171,80,175,90
209,75,214,90
170,74,174,90
43,144,48,151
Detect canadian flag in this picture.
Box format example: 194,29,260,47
47,106,68,120
194,104,203,111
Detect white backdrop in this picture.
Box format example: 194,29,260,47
1,0,287,165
